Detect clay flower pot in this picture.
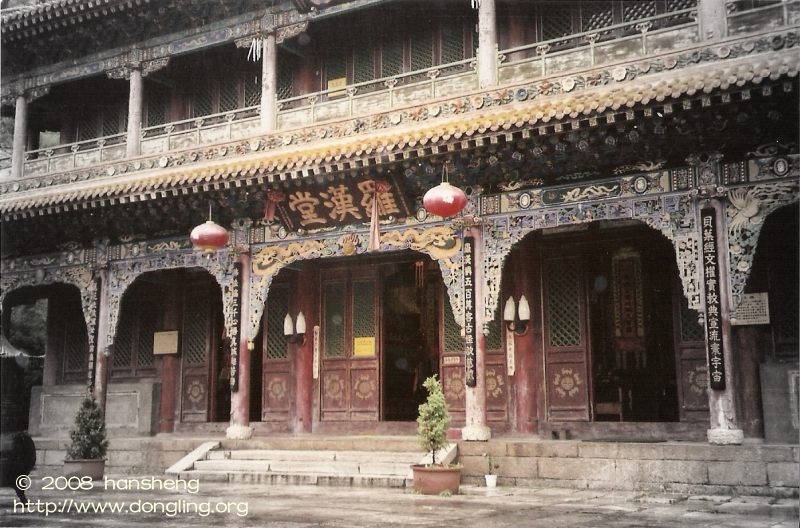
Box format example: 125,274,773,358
63,458,105,480
411,464,461,495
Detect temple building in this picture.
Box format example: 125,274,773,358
0,0,798,492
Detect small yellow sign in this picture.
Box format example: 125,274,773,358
353,337,375,357
153,331,179,355
327,77,347,97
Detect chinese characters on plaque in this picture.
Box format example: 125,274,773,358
463,236,477,387
701,209,726,390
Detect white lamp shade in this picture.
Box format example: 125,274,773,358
518,295,531,321
503,297,516,322
296,312,306,334
283,313,294,336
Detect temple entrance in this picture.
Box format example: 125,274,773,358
539,223,681,423
317,253,442,424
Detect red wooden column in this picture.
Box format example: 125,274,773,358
227,250,253,439
510,245,540,434
293,263,316,433
158,281,180,433
462,225,491,441
93,268,110,414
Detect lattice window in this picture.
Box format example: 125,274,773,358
541,3,573,41
352,281,375,339
265,284,289,360
193,84,214,117
440,20,464,65
546,259,583,348
146,90,168,127
409,27,433,72
678,292,704,343
77,112,99,142
486,304,502,351
112,307,135,369
137,305,157,367
326,54,347,86
182,291,209,365
101,105,121,137
245,72,262,106
218,77,239,113
666,0,697,10
324,282,346,358
443,292,464,353
423,278,438,351
623,0,657,21
381,36,403,78
581,1,613,31
353,43,374,84
277,61,293,101
63,309,88,375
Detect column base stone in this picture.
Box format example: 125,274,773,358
226,424,253,440
461,424,492,441
707,428,744,445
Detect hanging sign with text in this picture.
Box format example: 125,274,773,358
700,209,726,390
463,236,477,387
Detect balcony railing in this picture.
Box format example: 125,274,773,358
11,2,793,183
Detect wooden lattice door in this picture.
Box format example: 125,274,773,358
262,282,292,422
542,255,591,421
180,284,215,423
320,268,380,421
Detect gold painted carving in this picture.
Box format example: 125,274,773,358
380,226,461,267
252,240,327,278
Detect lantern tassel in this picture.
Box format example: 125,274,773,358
367,189,381,252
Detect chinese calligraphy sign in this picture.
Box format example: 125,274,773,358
700,209,726,390
463,236,476,387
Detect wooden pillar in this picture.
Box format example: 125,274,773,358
10,94,27,180
92,269,110,414
227,251,254,439
698,0,727,40
477,0,498,88
158,281,180,433
293,263,316,433
260,33,277,131
126,67,144,157
463,225,491,441
510,246,539,434
705,199,743,444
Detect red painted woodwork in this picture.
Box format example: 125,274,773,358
261,281,293,424
294,264,316,432
542,254,591,421
672,282,710,423
159,283,180,433
179,278,218,423
510,245,539,433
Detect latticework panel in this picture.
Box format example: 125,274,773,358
137,304,157,367
623,0,657,21
77,113,99,142
218,77,239,113
541,4,573,41
666,0,697,10
381,36,403,78
265,285,289,360
193,85,214,117
679,293,704,343
146,90,168,127
545,259,583,348
63,309,88,373
101,106,121,137
776,283,799,342
440,20,464,65
352,281,375,338
423,279,438,351
353,44,374,84
326,54,347,84
112,306,134,369
245,72,262,106
182,291,209,365
277,61,293,101
485,304,502,351
581,1,613,31
443,292,463,353
409,28,433,72
324,282,346,358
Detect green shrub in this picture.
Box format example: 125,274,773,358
417,375,451,466
66,397,109,460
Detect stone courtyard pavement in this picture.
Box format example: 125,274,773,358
0,476,797,528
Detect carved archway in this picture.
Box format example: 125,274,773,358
1,266,97,387
248,225,465,341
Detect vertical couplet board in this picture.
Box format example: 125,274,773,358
700,209,726,390
542,254,591,421
463,236,477,387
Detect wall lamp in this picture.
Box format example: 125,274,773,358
503,295,531,335
283,312,307,345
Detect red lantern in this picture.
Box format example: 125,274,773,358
190,220,229,253
423,181,467,218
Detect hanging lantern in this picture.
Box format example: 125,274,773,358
190,203,228,254
423,163,467,218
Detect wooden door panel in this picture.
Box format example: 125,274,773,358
485,353,508,422
542,255,591,421
180,285,212,423
262,283,292,423
350,367,379,418
263,372,292,421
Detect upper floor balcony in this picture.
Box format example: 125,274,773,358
1,0,797,184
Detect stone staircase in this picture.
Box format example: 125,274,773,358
168,436,453,488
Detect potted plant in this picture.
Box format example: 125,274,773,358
411,375,461,495
63,397,108,480
483,452,499,488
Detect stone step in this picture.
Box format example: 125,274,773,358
219,436,420,452
206,449,421,464
193,458,413,477
181,470,411,488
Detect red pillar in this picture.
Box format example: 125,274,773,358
92,269,110,414
293,263,316,433
158,281,180,433
511,245,539,434
227,250,253,439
